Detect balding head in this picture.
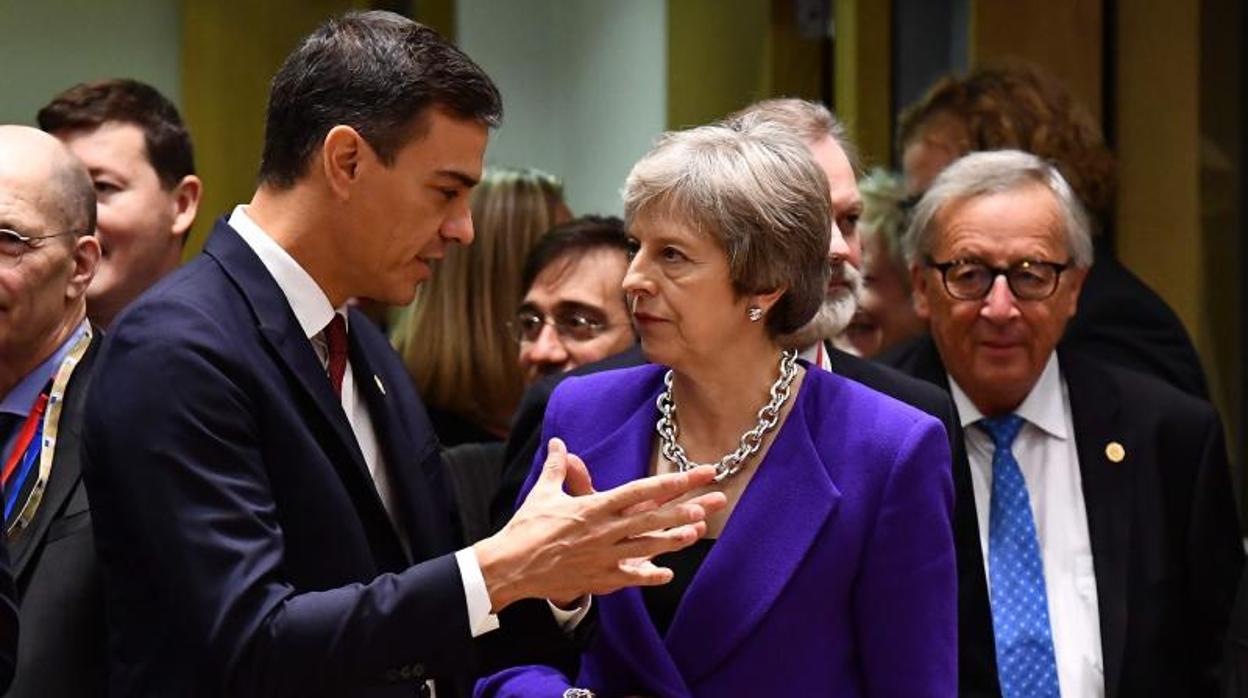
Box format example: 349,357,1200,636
0,125,101,394
0,125,95,238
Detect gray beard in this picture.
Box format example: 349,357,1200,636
778,263,863,351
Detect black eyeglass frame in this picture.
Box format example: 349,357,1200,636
924,256,1073,301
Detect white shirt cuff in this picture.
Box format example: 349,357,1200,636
455,547,500,637
547,595,592,632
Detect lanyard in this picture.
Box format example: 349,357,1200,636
5,326,92,537
2,393,48,487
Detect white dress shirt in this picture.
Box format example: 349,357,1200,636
949,353,1104,698
228,206,502,640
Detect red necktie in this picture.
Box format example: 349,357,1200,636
324,314,348,397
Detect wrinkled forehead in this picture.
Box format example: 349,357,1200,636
929,185,1067,256
0,169,58,232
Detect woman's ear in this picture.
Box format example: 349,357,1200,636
751,284,788,316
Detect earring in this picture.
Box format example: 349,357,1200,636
747,306,763,322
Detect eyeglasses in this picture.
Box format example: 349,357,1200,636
509,308,613,344
0,228,76,268
925,257,1071,301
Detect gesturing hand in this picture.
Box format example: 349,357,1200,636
474,438,726,612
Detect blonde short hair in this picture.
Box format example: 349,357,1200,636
622,123,830,336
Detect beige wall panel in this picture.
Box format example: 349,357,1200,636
971,0,1102,122
1114,0,1203,358
181,0,365,256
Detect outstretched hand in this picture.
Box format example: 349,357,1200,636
474,438,726,612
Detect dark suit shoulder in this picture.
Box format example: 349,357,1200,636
827,348,953,422
1062,351,1217,424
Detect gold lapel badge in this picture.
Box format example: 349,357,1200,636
1105,441,1126,463
374,374,386,396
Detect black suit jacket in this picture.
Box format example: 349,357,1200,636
83,221,483,697
5,334,106,697
1059,255,1207,398
0,531,14,695
885,336,1243,697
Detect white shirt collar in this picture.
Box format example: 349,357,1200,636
948,351,1068,439
228,205,346,339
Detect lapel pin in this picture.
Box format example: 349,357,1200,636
1105,441,1125,463
373,375,386,396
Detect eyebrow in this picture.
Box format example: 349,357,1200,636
552,300,608,317
435,169,479,189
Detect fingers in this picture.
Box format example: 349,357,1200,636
535,438,569,488
599,465,718,513
613,493,724,541
615,521,707,560
564,452,596,497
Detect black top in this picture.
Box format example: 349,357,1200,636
642,538,716,638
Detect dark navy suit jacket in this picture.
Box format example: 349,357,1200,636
83,220,472,697
478,362,958,697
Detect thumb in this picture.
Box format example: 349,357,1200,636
536,438,569,487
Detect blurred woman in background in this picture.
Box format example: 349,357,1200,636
392,166,570,446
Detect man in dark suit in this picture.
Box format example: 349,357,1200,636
0,126,104,696
81,12,725,698
897,64,1208,399
886,149,1242,696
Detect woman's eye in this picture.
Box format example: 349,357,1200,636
661,247,685,262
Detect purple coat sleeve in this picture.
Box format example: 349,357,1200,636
853,417,958,696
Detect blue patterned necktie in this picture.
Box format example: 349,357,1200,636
981,414,1061,698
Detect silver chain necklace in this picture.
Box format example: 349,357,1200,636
655,348,799,482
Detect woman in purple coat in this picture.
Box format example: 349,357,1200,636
479,123,956,697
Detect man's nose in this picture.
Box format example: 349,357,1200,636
980,274,1019,322
443,207,474,246
827,224,850,265
524,323,569,365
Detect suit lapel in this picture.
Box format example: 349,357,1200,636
1061,351,1132,698
10,337,99,580
347,322,458,563
204,221,396,553
665,379,838,686
575,387,690,698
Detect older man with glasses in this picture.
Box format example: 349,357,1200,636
0,125,104,696
889,149,1243,698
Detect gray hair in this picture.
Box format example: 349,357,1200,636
622,123,831,337
723,98,859,173
903,149,1094,268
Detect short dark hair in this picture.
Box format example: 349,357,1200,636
258,10,503,188
521,216,630,294
37,78,195,190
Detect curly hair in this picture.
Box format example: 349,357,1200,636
898,63,1115,227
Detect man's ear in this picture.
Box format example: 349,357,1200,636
320,125,366,199
66,234,101,301
169,174,202,238
910,264,931,320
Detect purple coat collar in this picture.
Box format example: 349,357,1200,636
574,366,840,696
